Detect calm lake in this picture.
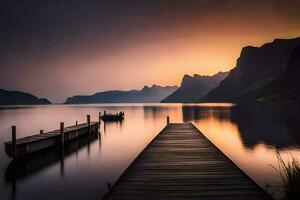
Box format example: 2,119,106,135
0,103,299,200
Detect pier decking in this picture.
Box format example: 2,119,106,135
104,123,272,200
5,122,99,158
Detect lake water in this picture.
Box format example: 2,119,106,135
0,103,299,200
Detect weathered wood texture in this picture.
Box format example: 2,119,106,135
104,123,272,200
5,122,99,158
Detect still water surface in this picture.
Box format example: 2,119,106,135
0,103,299,200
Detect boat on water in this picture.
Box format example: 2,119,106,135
100,111,124,122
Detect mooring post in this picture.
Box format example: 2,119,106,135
104,110,106,115
87,115,91,136
60,122,64,146
40,129,43,134
167,116,170,124
76,121,78,125
98,112,101,125
12,126,16,160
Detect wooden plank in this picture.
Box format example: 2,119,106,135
4,122,99,157
104,123,272,200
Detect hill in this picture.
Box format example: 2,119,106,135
202,37,300,103
65,85,178,104
162,72,228,103
0,89,51,105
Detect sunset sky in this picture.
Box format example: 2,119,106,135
1,0,300,102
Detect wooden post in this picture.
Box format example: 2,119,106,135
76,121,78,125
167,116,170,124
104,110,106,116
40,130,43,134
87,115,91,135
98,112,101,125
12,126,16,160
60,122,64,146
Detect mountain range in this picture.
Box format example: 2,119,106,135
201,37,300,103
161,72,228,103
2,37,300,105
65,85,178,104
0,89,51,105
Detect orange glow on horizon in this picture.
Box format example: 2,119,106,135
78,14,300,93
2,1,300,102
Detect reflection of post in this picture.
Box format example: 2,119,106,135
119,119,123,130
75,141,78,160
60,148,65,179
103,122,106,134
98,134,102,152
96,125,100,139
87,137,90,156
11,160,17,198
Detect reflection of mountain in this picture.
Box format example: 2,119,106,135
65,85,178,104
180,104,300,149
231,104,300,148
143,105,175,119
181,105,231,122
5,133,98,182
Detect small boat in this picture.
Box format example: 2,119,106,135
100,111,124,122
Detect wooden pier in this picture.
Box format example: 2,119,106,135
104,123,272,200
5,117,99,158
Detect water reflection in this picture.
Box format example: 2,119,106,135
103,121,123,134
231,104,300,149
182,104,232,123
179,103,300,149
181,103,300,198
0,103,299,200
5,134,99,183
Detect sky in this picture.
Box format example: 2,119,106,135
0,0,300,103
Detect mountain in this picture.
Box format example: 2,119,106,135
252,44,300,103
161,72,228,103
201,37,300,103
0,89,51,105
65,85,178,104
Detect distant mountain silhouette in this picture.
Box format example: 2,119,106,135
201,37,300,103
65,85,178,104
161,72,228,103
0,89,51,105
